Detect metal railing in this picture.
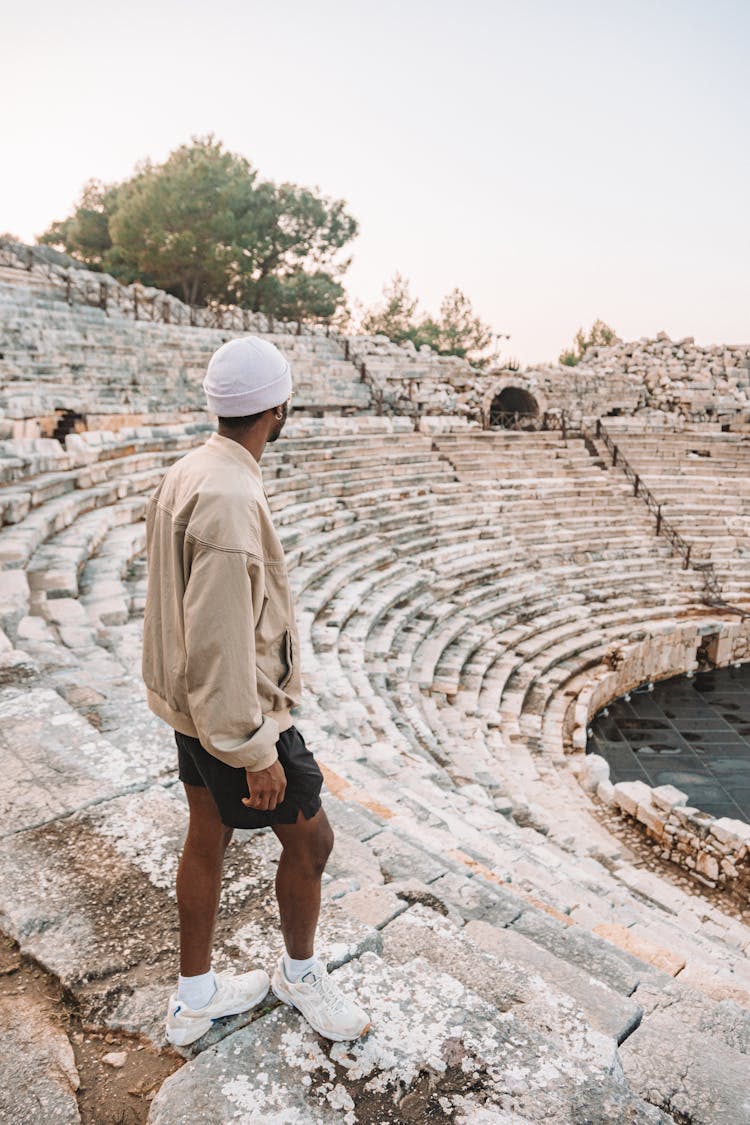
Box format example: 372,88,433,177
485,409,579,439
591,419,749,617
593,418,697,568
483,408,747,616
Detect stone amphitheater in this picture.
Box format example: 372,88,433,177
2,239,750,1124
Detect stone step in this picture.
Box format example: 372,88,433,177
147,948,671,1124
381,902,643,1044
619,1005,750,1123
0,783,382,1047
0,685,151,834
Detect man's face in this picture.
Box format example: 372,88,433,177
268,399,288,442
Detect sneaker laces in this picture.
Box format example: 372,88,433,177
307,968,348,1016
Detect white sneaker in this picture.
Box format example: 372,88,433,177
165,968,270,1047
271,956,371,1042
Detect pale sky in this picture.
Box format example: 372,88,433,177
3,0,748,366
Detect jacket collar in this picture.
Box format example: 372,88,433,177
205,432,264,483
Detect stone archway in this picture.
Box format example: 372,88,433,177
488,386,539,428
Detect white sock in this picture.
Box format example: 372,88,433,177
177,969,216,1010
283,953,317,982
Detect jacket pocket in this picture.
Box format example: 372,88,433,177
278,628,294,689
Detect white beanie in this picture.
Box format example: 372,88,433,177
203,336,292,417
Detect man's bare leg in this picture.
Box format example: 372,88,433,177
176,784,233,976
269,806,370,1039
272,807,334,959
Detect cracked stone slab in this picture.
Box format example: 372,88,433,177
334,886,407,930
629,975,750,1054
0,685,149,834
0,995,81,1124
428,870,524,926
148,951,670,1125
381,904,641,1049
463,918,643,1044
0,783,379,1047
619,1006,750,1124
366,828,448,883
322,795,385,842
512,906,670,996
323,827,384,889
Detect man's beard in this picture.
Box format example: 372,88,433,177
268,403,288,442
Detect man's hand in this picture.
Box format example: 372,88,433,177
243,759,287,811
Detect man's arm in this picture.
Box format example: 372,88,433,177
183,544,280,772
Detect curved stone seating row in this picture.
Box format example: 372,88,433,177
0,281,371,422
250,431,722,926
3,424,750,1120
253,431,748,915
0,420,210,478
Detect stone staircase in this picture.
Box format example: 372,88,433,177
1,420,749,1121
600,429,750,603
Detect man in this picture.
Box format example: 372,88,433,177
141,335,370,1047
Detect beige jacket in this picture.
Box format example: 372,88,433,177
141,432,301,772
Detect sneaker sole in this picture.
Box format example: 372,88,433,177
270,975,371,1043
166,981,270,1047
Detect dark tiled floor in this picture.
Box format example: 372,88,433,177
587,663,750,823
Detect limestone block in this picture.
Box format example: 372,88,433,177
710,817,750,847
672,804,701,827
579,752,610,793
427,871,523,927
635,802,665,837
696,852,720,881
336,886,407,929
0,569,30,633
683,808,717,840
650,784,688,813
367,829,448,884
612,779,654,817
592,922,685,976
596,778,616,805
40,597,88,626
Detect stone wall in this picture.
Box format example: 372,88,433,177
607,778,750,896
347,335,481,418
347,335,636,424
532,332,750,426
349,331,750,430
568,618,750,894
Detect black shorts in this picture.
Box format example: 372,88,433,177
175,725,324,829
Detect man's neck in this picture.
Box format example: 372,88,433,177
218,426,267,464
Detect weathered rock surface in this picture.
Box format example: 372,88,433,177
0,685,148,834
0,784,379,1045
148,951,671,1125
0,995,81,1124
619,1006,750,1124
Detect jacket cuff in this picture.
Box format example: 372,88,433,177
203,714,281,771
